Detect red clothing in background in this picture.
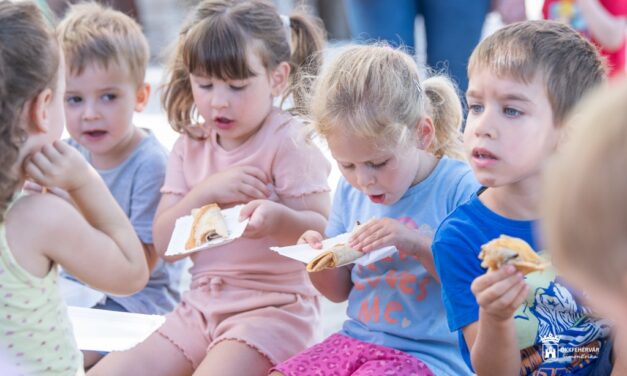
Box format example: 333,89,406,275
544,0,627,77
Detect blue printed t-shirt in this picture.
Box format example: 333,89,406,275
63,131,184,315
327,156,479,376
432,191,610,375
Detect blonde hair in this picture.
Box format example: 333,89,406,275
311,43,463,159
57,1,149,86
543,80,627,288
469,20,606,126
0,1,59,221
162,0,325,137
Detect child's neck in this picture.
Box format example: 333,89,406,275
91,127,145,170
411,151,438,186
480,179,541,220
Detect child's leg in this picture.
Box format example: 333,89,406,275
194,339,272,376
88,331,194,376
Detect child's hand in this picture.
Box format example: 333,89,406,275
201,165,271,205
239,199,283,238
24,141,92,193
298,230,324,249
348,218,429,256
471,265,529,322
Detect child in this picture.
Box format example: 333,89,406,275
272,44,479,376
432,21,609,375
0,2,148,375
89,1,330,375
56,2,185,367
543,80,627,375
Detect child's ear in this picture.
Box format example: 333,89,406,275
415,117,435,150
24,87,53,134
134,83,151,112
270,62,291,97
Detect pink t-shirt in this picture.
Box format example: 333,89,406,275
162,109,331,296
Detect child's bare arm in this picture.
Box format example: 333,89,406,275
297,230,353,302
578,0,626,51
239,192,330,246
24,141,148,295
463,266,528,375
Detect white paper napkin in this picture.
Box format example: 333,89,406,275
68,306,165,352
165,205,249,257
270,232,397,267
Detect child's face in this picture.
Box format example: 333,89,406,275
64,62,148,159
464,69,560,189
327,128,419,205
189,51,283,150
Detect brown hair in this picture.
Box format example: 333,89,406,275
0,1,59,221
543,80,627,288
57,1,149,86
468,20,606,126
311,43,464,159
162,0,325,137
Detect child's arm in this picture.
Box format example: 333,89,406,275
463,265,528,375
24,141,148,295
578,0,626,51
152,165,272,259
239,192,330,246
347,218,438,281
299,230,353,302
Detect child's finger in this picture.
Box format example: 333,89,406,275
243,176,271,197
350,227,385,250
474,272,524,307
28,151,53,173
24,159,45,183
242,165,270,185
299,231,323,248
239,184,268,200
360,234,392,253
40,142,63,163
471,266,518,296
238,200,260,221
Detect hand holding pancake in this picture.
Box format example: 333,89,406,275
239,199,282,239
198,165,271,205
348,218,430,258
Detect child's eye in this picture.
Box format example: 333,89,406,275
230,84,247,91
503,107,523,118
66,96,82,105
367,160,389,169
199,83,213,90
468,104,484,114
102,93,117,102
339,163,354,170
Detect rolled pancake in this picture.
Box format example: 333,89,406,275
185,203,229,250
306,243,364,272
478,235,549,275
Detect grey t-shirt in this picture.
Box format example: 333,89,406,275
64,131,184,314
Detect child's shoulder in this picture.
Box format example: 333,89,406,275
8,193,76,240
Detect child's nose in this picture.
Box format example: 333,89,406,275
355,168,375,188
210,89,229,109
81,100,100,121
472,110,497,139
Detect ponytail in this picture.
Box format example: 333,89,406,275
285,11,325,115
423,76,464,159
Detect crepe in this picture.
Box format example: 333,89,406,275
478,235,549,275
185,203,229,250
306,243,365,272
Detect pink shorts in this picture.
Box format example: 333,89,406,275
271,333,434,376
156,276,320,369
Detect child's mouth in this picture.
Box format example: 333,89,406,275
84,130,107,140
214,117,234,130
369,194,385,204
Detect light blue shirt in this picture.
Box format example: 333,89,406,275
64,131,184,315
327,156,478,376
